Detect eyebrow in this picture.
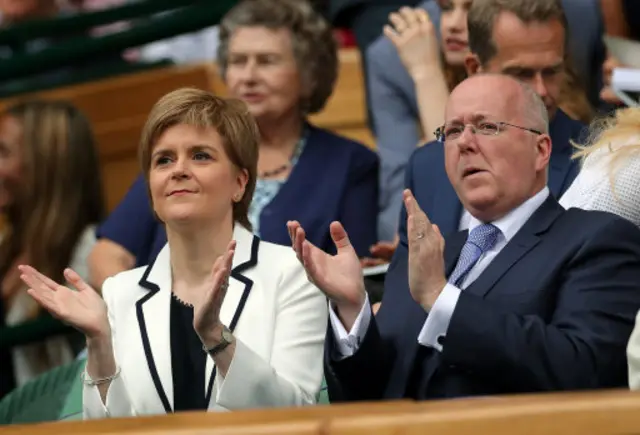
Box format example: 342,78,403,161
446,113,491,125
152,144,217,158
502,62,564,75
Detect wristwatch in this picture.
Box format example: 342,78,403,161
203,325,234,356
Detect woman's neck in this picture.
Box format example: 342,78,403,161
167,217,235,295
258,113,304,150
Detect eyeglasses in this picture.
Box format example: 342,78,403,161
434,121,542,143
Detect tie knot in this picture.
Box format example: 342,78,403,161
468,223,501,253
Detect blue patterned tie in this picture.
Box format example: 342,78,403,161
448,224,501,287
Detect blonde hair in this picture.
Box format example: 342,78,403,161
139,88,259,230
572,107,640,189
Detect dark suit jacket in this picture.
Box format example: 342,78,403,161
326,196,640,400
96,125,379,265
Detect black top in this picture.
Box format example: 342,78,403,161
169,293,208,412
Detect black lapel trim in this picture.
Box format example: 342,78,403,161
135,287,172,414
204,235,260,404
138,254,159,290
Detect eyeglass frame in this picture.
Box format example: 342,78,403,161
433,120,543,143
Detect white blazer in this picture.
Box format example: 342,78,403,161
83,225,328,418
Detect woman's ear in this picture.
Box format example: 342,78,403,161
234,168,249,201
464,53,482,76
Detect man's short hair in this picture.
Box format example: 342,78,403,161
518,81,550,134
468,0,568,65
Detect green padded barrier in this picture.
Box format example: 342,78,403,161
0,0,236,82
0,0,202,46
318,377,330,405
58,359,85,421
0,359,86,425
0,315,73,351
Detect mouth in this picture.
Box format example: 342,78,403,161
241,93,265,103
445,38,468,51
462,168,486,178
168,189,196,197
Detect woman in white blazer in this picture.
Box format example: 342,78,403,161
18,88,328,417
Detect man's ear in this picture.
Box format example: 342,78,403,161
464,53,482,76
535,134,552,172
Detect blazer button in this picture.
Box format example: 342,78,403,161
437,335,446,346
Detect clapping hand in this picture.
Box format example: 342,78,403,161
287,220,366,329
19,265,110,339
193,240,235,344
404,190,447,311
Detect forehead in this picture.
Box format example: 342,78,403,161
445,79,520,122
228,26,293,54
487,12,565,69
153,124,223,150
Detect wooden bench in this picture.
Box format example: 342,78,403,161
0,49,371,212
3,390,640,435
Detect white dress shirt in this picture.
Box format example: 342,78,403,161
329,187,550,357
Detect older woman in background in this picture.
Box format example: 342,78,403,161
88,0,379,290
0,100,104,395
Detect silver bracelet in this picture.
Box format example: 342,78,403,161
80,366,121,386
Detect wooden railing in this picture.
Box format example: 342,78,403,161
0,49,372,212
3,390,640,435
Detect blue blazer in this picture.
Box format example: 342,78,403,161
96,125,379,266
326,196,640,400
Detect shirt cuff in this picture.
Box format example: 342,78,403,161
328,294,371,360
417,284,461,351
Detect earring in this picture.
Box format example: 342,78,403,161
233,194,242,202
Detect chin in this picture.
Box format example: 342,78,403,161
444,51,467,67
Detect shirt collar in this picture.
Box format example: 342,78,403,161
467,186,549,243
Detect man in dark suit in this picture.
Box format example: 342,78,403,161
288,74,640,401
374,0,594,241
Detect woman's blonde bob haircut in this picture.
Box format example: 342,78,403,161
139,88,259,230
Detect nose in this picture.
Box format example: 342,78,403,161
238,58,258,82
456,125,479,151
450,8,466,30
530,73,550,99
170,157,191,179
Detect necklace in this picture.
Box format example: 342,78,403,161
259,163,291,178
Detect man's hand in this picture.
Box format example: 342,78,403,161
404,190,447,311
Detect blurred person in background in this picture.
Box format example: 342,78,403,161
0,100,104,393
560,107,640,226
88,0,379,290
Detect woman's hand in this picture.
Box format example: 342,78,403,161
193,240,235,344
287,221,366,330
385,7,442,80
19,265,110,340
360,235,400,267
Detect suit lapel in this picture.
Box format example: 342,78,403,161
429,144,463,236
204,225,260,406
464,197,564,298
547,109,577,198
136,246,173,413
